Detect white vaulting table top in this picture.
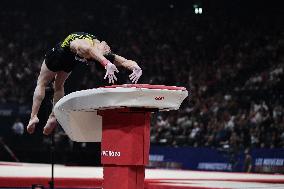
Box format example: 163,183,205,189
54,84,188,142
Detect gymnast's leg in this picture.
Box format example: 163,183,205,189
27,61,56,134
43,71,70,135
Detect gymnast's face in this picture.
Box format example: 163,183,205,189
94,40,111,55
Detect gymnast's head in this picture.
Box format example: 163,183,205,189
93,39,111,54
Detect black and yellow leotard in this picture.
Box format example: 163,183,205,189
60,32,96,50
44,32,115,73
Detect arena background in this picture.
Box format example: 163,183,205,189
0,0,283,188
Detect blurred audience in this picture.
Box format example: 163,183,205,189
12,118,24,136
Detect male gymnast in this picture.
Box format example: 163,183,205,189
27,32,142,135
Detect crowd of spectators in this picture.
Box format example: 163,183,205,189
0,0,283,162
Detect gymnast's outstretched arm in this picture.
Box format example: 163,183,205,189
70,39,119,83
113,54,143,84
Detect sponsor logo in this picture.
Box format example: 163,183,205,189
155,96,164,100
149,154,164,161
197,163,232,171
255,158,284,166
101,150,121,157
0,109,13,116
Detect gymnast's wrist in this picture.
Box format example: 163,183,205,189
101,59,109,68
130,63,140,71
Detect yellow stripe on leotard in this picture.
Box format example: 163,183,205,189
61,33,95,48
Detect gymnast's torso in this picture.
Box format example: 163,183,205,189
44,32,114,73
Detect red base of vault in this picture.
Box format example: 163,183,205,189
103,165,145,189
99,108,151,189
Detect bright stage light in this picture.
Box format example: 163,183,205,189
193,4,203,14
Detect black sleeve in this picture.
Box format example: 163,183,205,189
104,52,116,62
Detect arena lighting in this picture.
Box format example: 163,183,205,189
198,7,202,14
193,4,203,14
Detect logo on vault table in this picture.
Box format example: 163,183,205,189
155,96,165,100
101,150,121,157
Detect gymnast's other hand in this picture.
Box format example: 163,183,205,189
104,61,119,84
129,65,142,84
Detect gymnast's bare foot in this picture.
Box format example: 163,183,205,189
43,115,58,135
27,116,39,134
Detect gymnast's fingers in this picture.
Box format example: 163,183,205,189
104,71,109,79
113,74,117,81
